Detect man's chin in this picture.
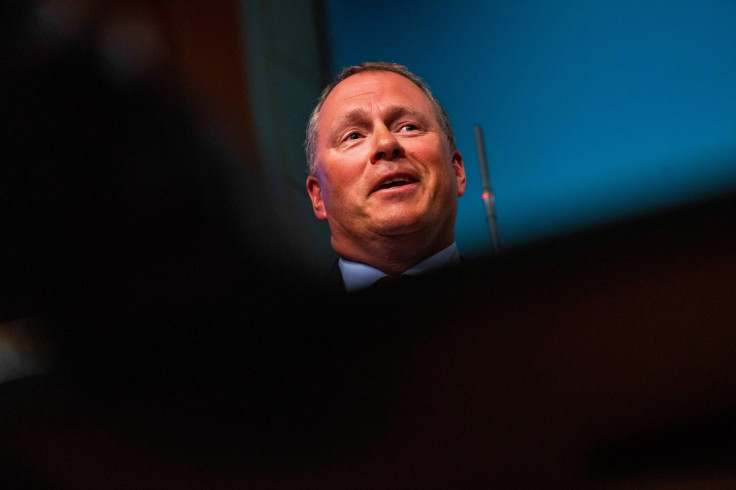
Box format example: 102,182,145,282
370,214,426,237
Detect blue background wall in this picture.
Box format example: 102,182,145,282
323,0,736,257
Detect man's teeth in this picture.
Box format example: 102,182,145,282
378,178,414,189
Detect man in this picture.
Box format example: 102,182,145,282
305,62,466,292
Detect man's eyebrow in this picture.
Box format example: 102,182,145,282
330,105,431,134
383,105,431,124
330,108,370,134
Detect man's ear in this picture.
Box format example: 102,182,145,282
306,176,328,220
452,150,466,197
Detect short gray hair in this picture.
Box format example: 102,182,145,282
305,62,456,176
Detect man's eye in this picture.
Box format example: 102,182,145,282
400,124,418,131
346,132,361,140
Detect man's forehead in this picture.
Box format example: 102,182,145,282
321,72,432,123
326,71,427,107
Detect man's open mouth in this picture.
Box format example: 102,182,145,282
374,176,418,192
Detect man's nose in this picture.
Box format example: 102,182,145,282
370,124,402,163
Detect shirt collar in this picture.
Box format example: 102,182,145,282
339,242,460,293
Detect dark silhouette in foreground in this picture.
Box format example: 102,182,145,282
3,2,736,488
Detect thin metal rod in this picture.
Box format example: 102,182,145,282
474,124,500,254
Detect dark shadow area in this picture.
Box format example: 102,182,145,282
3,1,736,488
588,406,736,481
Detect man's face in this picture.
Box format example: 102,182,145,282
306,71,466,258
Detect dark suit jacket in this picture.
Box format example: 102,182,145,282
318,259,348,295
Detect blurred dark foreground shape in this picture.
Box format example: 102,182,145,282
3,1,736,488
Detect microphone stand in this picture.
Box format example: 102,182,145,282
474,124,501,254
